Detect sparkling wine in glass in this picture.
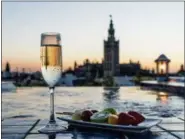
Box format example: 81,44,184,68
39,32,65,133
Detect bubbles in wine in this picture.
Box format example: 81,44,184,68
40,45,62,87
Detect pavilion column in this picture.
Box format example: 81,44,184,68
156,62,159,75
166,62,169,77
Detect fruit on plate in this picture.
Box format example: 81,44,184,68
72,109,86,120
91,110,98,113
74,109,86,115
72,113,81,120
108,114,118,125
128,111,145,125
103,108,117,115
91,111,110,123
118,112,136,125
81,110,93,121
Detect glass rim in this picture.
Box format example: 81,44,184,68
41,32,61,36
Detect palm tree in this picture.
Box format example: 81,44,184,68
5,62,10,72
74,61,78,69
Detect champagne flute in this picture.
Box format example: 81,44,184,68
39,32,65,133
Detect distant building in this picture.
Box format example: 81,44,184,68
104,15,120,77
74,61,103,79
119,62,141,76
60,73,77,86
33,71,42,80
178,64,185,76
71,16,156,78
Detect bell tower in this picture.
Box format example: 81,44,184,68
104,15,120,77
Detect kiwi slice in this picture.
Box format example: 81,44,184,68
103,108,117,115
90,111,110,123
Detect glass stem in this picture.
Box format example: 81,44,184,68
49,87,55,123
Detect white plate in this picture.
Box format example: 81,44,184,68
58,116,162,134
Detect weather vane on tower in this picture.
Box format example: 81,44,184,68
109,15,112,20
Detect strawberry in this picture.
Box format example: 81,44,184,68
128,111,145,125
118,112,136,125
91,110,98,113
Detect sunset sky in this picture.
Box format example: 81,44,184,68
2,2,184,72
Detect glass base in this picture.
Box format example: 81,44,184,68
38,122,66,134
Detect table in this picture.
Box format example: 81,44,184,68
2,116,184,139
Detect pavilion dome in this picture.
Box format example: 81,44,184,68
155,54,171,62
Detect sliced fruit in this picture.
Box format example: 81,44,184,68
72,113,81,120
91,111,110,123
81,110,93,122
118,112,136,125
103,108,117,115
108,114,118,125
128,111,145,125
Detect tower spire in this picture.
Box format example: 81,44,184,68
108,15,115,39
110,15,112,20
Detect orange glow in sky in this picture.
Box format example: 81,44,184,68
2,2,184,73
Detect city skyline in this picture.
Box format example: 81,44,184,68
2,2,184,72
